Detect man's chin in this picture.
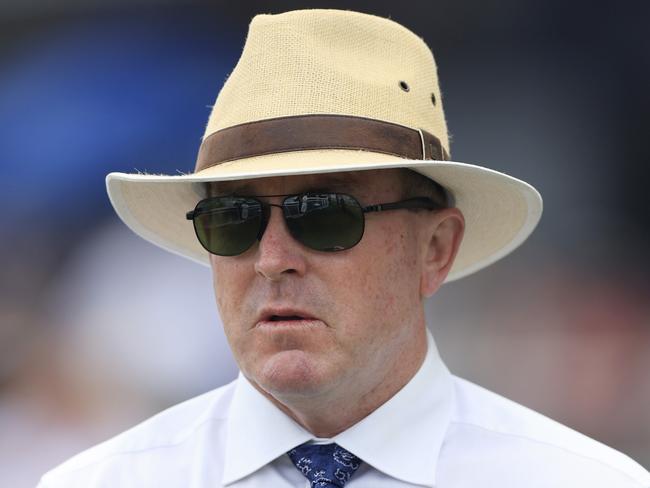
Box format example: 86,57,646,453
255,350,331,397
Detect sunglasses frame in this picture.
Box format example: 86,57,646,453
186,192,444,256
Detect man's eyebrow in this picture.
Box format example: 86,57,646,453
210,173,364,195
209,181,257,195
305,174,361,192
217,182,256,194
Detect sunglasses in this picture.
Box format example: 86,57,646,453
186,192,443,256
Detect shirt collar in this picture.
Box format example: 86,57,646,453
223,329,454,487
333,329,454,486
222,373,312,485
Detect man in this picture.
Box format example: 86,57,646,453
39,8,649,488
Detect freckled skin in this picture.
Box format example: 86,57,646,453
209,169,464,436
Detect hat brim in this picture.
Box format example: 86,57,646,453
106,149,542,282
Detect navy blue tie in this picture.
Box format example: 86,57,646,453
287,443,362,487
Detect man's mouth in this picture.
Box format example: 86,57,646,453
269,315,306,322
256,308,321,328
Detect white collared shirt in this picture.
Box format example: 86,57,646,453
39,331,650,487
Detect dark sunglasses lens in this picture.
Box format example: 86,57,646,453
192,197,262,256
284,194,364,251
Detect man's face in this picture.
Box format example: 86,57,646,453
208,169,446,402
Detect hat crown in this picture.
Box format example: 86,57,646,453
205,9,450,154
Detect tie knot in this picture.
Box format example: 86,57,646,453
288,443,362,487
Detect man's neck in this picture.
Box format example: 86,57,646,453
248,326,429,438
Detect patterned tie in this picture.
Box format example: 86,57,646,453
287,443,362,487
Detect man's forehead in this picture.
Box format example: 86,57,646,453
209,170,393,195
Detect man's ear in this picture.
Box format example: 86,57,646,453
419,208,465,297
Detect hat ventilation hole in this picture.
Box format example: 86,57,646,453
431,93,437,106
399,80,410,92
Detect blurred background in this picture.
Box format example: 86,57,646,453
1,0,648,485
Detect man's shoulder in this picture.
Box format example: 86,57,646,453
443,376,650,487
38,379,238,487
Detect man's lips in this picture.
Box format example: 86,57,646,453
255,308,322,328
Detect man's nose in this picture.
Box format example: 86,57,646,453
254,206,308,281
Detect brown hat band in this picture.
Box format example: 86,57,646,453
195,114,450,173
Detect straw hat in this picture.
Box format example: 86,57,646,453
106,9,542,282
